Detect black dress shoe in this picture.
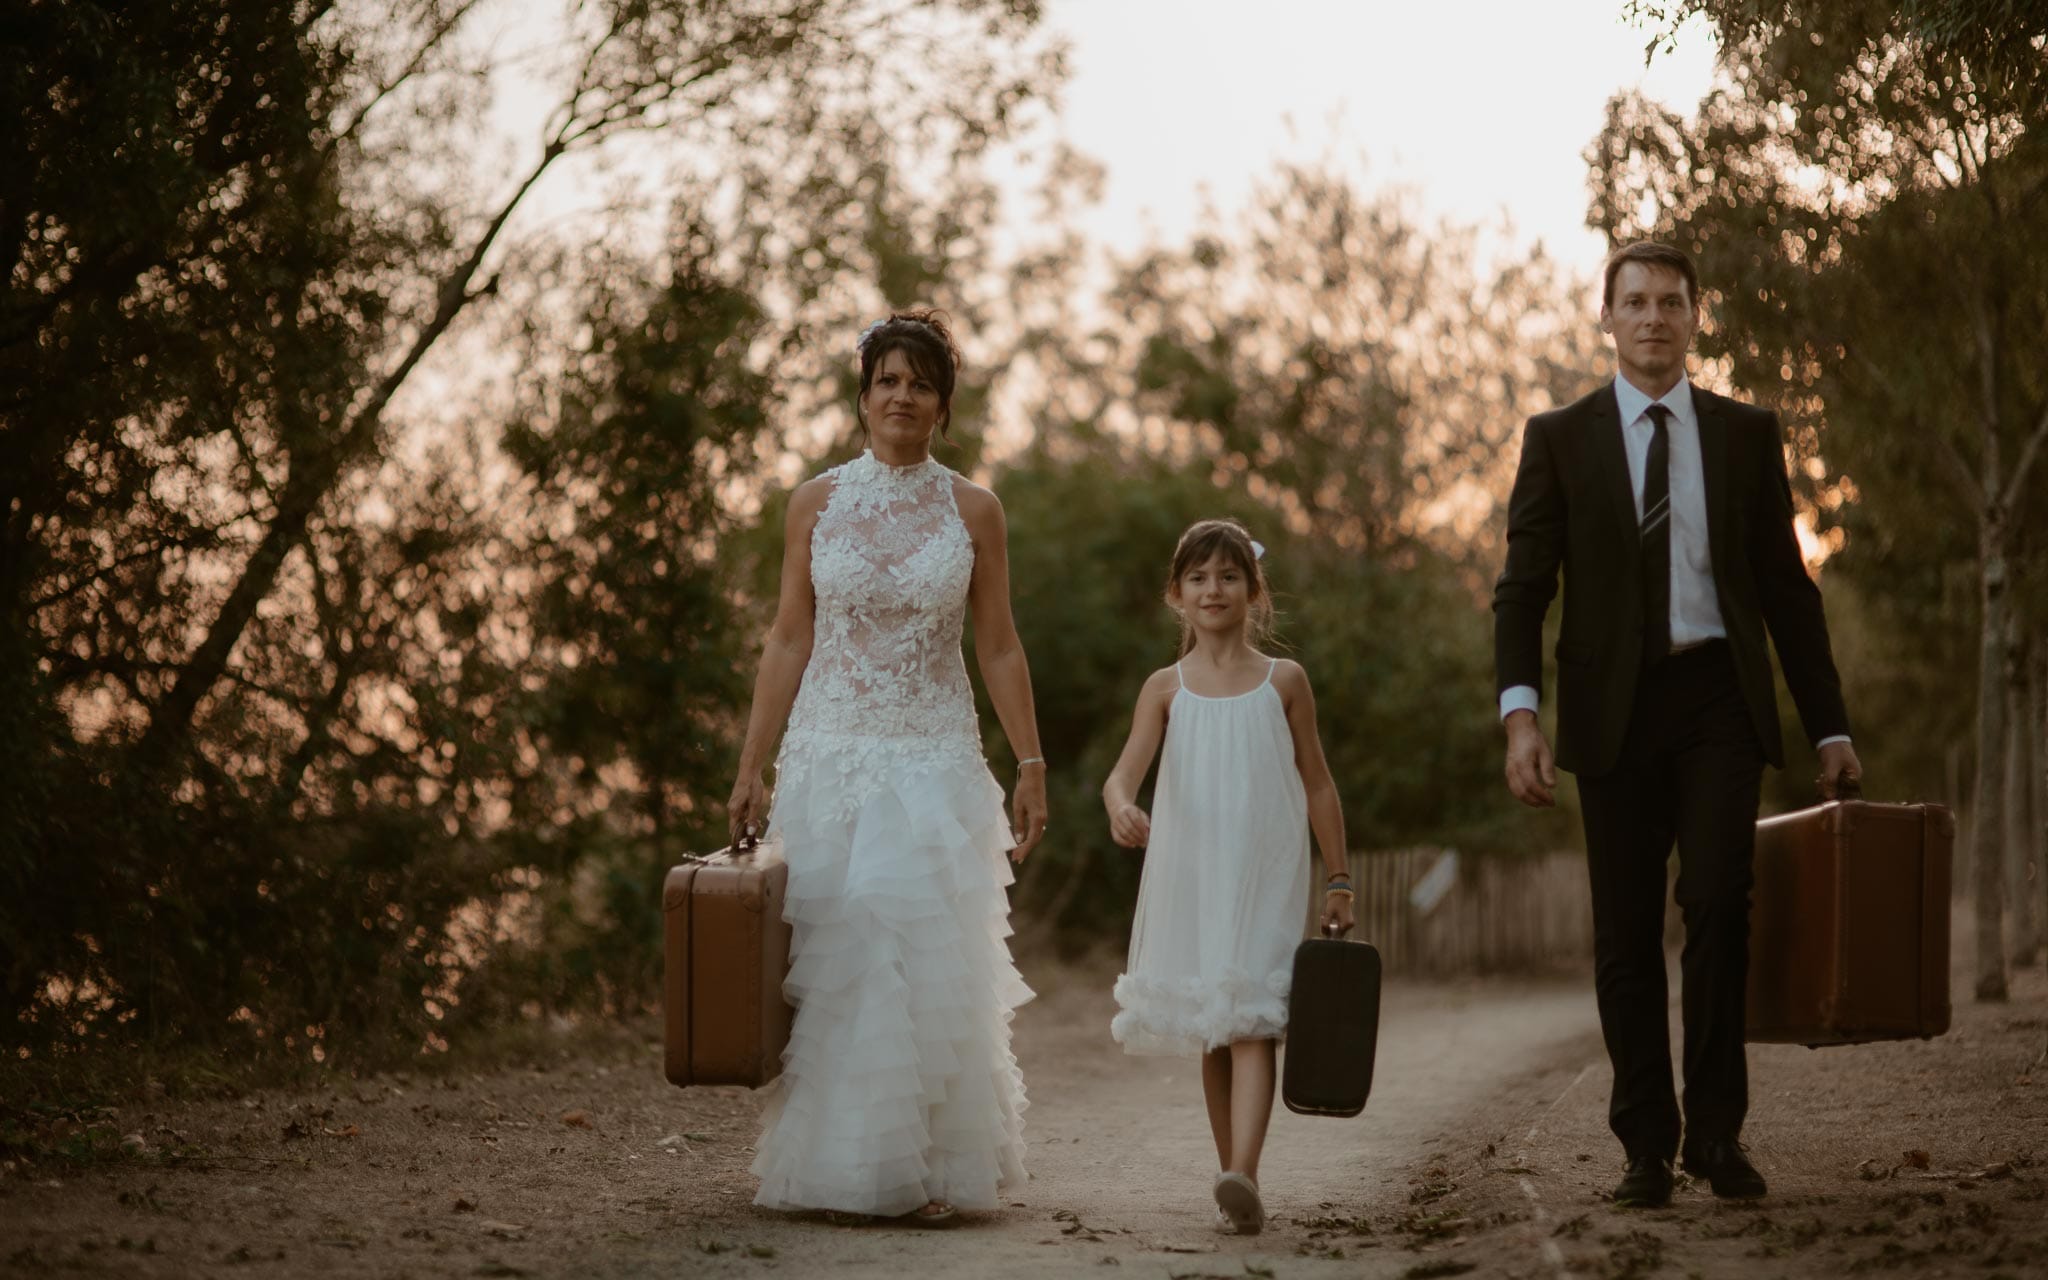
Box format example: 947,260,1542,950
1612,1154,1674,1208
1682,1140,1767,1199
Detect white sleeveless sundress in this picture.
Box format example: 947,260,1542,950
749,450,1031,1216
1111,659,1312,1055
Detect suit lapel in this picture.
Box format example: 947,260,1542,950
1692,385,1732,565
1589,382,1639,555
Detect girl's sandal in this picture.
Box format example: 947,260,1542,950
901,1200,959,1228
1213,1172,1264,1235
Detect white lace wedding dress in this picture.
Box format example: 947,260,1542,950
750,449,1032,1216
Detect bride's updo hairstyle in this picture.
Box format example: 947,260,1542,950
1166,518,1275,657
855,308,962,441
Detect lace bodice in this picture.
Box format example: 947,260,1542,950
779,451,983,791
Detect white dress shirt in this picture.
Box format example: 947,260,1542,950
1499,374,1849,748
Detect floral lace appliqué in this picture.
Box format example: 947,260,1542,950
777,452,982,814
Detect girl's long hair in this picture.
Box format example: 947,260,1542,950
1166,518,1274,657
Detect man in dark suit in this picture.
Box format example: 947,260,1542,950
1494,241,1861,1208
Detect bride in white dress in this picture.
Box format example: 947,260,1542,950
727,310,1048,1223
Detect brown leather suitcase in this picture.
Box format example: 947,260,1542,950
662,842,795,1088
1746,796,1953,1046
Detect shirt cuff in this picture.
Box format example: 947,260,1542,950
1815,734,1852,749
1499,685,1540,723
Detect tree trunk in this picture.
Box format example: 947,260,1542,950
1948,738,1969,903
2036,641,2048,982
2009,628,2039,965
1971,518,2009,1001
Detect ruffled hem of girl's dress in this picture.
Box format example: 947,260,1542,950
1109,967,1292,1057
750,755,1031,1216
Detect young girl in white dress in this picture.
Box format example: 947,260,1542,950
1101,518,1354,1236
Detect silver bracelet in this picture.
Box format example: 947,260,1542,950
1016,756,1045,769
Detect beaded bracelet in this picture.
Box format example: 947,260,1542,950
1323,886,1355,898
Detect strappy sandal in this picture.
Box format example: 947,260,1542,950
1213,1172,1264,1235
900,1200,959,1228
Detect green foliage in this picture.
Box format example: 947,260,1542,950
1628,1,2048,106
1084,163,1604,561
2,0,1059,1071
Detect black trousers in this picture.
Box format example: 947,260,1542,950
1575,641,1764,1161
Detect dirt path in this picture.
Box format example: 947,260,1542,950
4,951,2043,1279
0,960,1602,1279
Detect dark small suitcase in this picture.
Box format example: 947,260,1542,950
1746,791,1953,1047
1281,928,1382,1117
662,839,796,1088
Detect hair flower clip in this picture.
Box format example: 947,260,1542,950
1250,539,1266,561
856,319,886,355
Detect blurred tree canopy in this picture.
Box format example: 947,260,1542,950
1601,0,2048,995
3,0,1059,1068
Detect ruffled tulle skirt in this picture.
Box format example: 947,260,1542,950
750,747,1032,1215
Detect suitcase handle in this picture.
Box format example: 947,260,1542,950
682,831,764,868
1820,774,1863,802
1321,923,1354,939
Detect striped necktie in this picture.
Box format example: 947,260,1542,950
1641,403,1672,662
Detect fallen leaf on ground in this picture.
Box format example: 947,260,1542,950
480,1220,525,1239
560,1110,592,1129
1902,1150,1931,1169
323,1125,360,1139
452,1197,477,1213
655,1134,684,1148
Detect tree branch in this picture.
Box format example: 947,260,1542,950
328,0,485,151
132,130,567,766
2003,396,2048,521
28,531,223,612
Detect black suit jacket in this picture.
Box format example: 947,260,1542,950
1492,381,1850,778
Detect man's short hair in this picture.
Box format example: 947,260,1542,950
1602,241,1699,308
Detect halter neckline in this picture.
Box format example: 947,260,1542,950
857,449,942,480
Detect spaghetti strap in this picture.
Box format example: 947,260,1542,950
1173,661,1185,689
1261,658,1277,686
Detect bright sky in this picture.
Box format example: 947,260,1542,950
476,1,1721,285
1022,0,1720,276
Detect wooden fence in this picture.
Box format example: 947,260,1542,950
1317,848,1596,977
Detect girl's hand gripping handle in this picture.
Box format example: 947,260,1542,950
1320,884,1355,936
